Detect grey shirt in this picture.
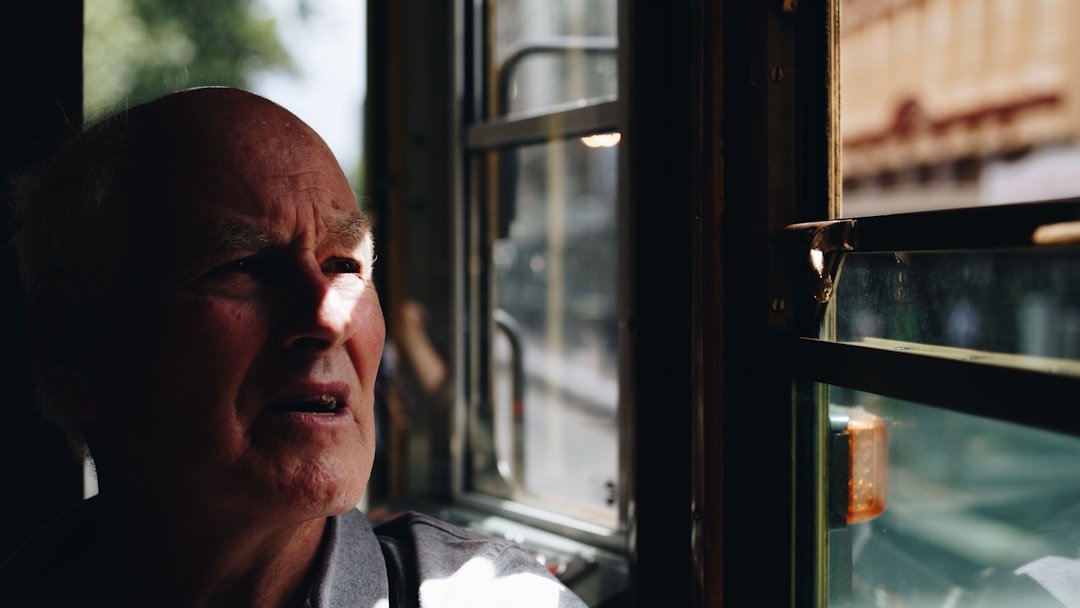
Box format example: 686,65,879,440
312,508,587,607
0,498,587,607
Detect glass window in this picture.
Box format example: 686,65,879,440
84,0,292,113
811,1,1080,605
820,242,1080,605
828,387,1080,608
469,137,619,529
84,0,365,192
490,0,617,117
831,249,1080,361
463,0,621,537
840,0,1080,216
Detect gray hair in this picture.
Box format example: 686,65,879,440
9,108,140,454
11,109,138,294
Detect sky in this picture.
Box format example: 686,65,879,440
250,0,367,187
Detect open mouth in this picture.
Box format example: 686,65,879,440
265,394,345,415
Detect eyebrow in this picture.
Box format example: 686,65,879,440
326,212,370,248
192,212,371,261
209,219,272,253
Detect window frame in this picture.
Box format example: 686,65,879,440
450,0,631,552
780,4,1080,607
791,200,1080,433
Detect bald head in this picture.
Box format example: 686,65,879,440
128,88,327,183
12,87,349,293
10,87,362,451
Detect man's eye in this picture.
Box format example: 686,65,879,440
323,258,362,274
207,256,263,278
218,257,260,273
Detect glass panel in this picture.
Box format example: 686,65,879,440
829,249,1080,363
84,0,292,112
827,386,1080,607
840,1,1080,217
84,0,366,192
471,136,619,528
492,0,618,117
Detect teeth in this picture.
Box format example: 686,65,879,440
265,394,340,414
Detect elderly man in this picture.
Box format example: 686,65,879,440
0,87,585,607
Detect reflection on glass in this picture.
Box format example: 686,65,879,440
492,0,617,117
830,249,1080,363
827,386,1080,607
841,1,1080,216
473,138,619,528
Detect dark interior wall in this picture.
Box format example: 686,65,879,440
1,0,85,561
365,0,455,503
623,0,697,603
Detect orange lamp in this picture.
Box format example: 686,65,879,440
830,406,888,526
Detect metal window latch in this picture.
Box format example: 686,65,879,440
785,219,856,304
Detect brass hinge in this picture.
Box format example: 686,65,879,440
785,219,856,304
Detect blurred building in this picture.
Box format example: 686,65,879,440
841,0,1080,214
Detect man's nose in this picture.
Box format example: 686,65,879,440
277,260,355,351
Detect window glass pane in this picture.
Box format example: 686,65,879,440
827,386,1080,607
841,1,1080,216
84,0,365,192
492,0,617,117
84,0,291,112
829,249,1080,363
471,137,619,528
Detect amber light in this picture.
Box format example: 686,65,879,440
844,408,888,524
580,132,621,148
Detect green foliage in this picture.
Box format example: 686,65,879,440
84,0,294,115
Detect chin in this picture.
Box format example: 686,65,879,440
252,483,366,527
210,445,371,527
285,453,372,519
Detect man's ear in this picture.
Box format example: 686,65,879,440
27,277,99,421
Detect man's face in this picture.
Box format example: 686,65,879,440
84,92,384,525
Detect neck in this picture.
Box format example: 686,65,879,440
97,493,330,608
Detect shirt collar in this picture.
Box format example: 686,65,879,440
307,509,390,608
